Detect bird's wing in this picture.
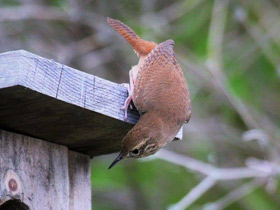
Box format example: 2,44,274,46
133,40,191,123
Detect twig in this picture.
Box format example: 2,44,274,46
203,179,266,210
241,0,280,50
242,18,280,73
155,149,269,180
151,150,276,210
206,0,280,152
168,177,217,210
206,0,260,130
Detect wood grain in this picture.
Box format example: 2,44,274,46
0,50,182,157
0,130,91,210
68,151,91,210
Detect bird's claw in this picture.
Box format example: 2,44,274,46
121,83,130,88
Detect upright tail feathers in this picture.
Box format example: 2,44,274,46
107,17,156,56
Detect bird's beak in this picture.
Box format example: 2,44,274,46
108,153,123,169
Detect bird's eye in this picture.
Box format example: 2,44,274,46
131,149,139,155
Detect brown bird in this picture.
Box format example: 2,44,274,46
107,18,191,169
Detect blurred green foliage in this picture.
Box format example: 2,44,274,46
0,0,280,209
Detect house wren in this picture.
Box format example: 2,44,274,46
107,18,191,169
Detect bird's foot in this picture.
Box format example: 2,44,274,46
121,83,130,92
120,83,133,121
121,94,132,121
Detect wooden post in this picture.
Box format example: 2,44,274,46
0,130,90,209
0,50,183,209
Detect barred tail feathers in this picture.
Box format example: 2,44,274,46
107,17,156,56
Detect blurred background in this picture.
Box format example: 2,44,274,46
1,0,280,209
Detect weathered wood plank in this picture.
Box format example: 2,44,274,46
0,50,182,157
68,151,91,210
0,130,69,209
0,130,91,210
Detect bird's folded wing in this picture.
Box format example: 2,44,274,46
133,39,189,116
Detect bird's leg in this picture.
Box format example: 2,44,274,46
128,70,135,110
121,70,135,120
121,83,132,119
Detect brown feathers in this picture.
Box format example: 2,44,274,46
107,18,191,169
107,17,156,56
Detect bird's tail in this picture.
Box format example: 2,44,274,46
107,17,156,56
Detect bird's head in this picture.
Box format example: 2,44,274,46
108,135,162,169
108,116,166,169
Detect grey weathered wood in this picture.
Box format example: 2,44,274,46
0,129,91,210
0,50,182,157
68,151,91,210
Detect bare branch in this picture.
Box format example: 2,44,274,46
203,179,266,210
169,177,217,210
154,150,269,180
242,17,280,74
